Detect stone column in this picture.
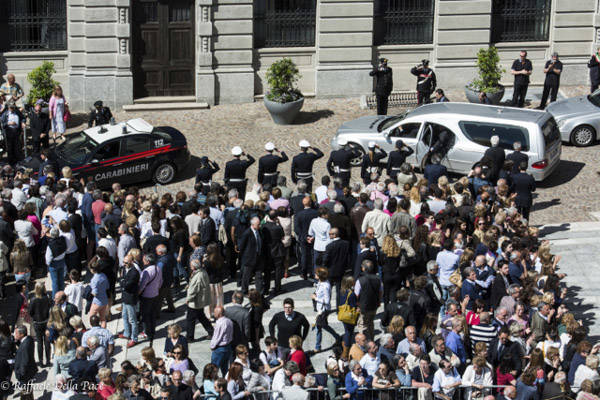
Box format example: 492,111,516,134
213,0,254,104
67,0,133,112
315,0,374,97
196,0,216,105
434,0,492,89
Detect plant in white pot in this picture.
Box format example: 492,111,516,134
264,57,304,125
465,46,506,105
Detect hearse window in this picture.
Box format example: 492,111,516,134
125,136,150,154
459,121,529,151
96,141,121,160
542,117,560,146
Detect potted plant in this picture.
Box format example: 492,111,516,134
264,57,304,124
465,46,506,105
27,61,59,107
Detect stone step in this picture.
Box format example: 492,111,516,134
133,96,197,104
123,102,209,112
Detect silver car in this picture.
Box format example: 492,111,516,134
331,102,561,181
546,89,600,147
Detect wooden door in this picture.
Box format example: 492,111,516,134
132,0,195,98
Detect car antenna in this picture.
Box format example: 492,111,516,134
99,125,107,133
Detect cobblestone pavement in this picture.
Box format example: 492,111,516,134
65,86,598,226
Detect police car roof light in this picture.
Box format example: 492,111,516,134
122,125,128,134
99,126,107,133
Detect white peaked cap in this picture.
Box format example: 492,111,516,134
299,140,310,148
231,146,243,156
368,141,376,148
265,142,275,151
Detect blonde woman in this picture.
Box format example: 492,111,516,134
48,85,67,142
10,239,31,284
388,315,405,344
46,305,67,344
60,166,73,186
409,186,422,216
380,235,401,304
52,335,75,378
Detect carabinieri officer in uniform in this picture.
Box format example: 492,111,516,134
291,140,324,193
326,138,360,187
386,139,414,182
195,156,219,193
224,146,255,199
258,142,288,188
360,141,387,185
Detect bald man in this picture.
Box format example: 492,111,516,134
155,243,175,316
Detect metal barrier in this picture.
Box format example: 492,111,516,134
360,91,420,110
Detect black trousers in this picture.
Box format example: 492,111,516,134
241,262,264,294
376,95,389,115
540,81,559,108
186,306,213,340
272,256,284,292
592,81,600,93
334,172,351,187
140,296,158,341
298,242,313,279
227,181,247,200
512,83,529,108
155,286,175,316
33,322,50,365
5,128,20,165
261,174,279,188
417,91,432,105
518,205,531,220
225,241,238,282
32,134,48,154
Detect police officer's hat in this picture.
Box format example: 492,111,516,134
421,59,430,66
299,140,310,148
265,142,275,151
94,100,103,108
200,156,209,164
337,137,348,146
395,140,404,149
231,146,243,156
368,141,376,149
379,58,388,64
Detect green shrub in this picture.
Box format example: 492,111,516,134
26,61,59,106
468,47,505,94
265,58,303,103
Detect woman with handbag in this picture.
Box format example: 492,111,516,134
48,85,68,142
338,275,359,360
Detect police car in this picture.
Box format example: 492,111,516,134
50,118,190,187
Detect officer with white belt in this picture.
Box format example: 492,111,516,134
224,146,255,200
360,141,387,185
258,142,288,188
291,140,324,193
326,137,359,187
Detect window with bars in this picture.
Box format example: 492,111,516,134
254,0,316,48
491,0,551,43
0,0,67,52
374,0,434,45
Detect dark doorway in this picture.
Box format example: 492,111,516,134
132,0,195,98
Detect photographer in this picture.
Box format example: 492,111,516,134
539,52,562,109
369,58,393,115
411,59,436,105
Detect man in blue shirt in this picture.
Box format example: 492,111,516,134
445,319,467,365
508,248,524,285
436,240,459,314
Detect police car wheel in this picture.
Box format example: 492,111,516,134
153,162,176,184
349,143,365,167
570,125,595,147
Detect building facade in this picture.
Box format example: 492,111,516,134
1,0,599,111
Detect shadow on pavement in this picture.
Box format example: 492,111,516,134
292,109,335,125
562,285,599,342
537,159,585,188
538,223,571,236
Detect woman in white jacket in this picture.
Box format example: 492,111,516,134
462,356,493,400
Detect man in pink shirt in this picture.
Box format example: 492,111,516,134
91,189,106,243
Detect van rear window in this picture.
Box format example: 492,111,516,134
459,121,529,151
542,117,561,147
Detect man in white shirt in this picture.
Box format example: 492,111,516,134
97,227,117,259
315,176,330,204
11,180,27,210
281,373,309,400
307,207,331,272
184,202,202,236
359,341,380,377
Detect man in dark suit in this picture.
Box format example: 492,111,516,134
54,291,79,322
461,267,483,310
506,142,529,174
487,327,522,375
490,260,512,308
224,290,251,348
28,102,50,154
289,181,310,216
142,221,169,254
423,154,448,185
68,346,99,388
425,261,443,313
294,197,318,280
238,216,266,294
262,210,285,294
323,227,350,307
354,236,378,279
199,206,217,248
511,162,536,220
483,135,505,184
13,325,37,399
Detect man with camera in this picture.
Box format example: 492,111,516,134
538,52,562,109
369,58,393,115
411,59,436,106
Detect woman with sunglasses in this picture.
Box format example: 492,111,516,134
168,344,190,375
233,344,253,386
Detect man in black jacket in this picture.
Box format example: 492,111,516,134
355,260,382,340
294,196,318,280
121,255,140,347
156,244,176,315
238,216,266,294
13,325,37,399
425,261,443,314
369,58,393,115
490,260,512,309
268,298,309,353
262,210,285,294
142,221,169,254
588,47,600,93
199,206,217,248
381,288,416,328
511,162,536,220
69,346,98,390
483,135,505,184
487,327,522,375
323,227,350,307
506,142,529,174
224,291,251,348
28,102,50,154
354,236,377,279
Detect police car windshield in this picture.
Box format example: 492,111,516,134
57,131,99,163
378,114,406,132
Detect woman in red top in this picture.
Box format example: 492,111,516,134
97,367,116,399
496,354,517,393
288,335,307,375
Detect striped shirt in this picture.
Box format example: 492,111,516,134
470,323,497,348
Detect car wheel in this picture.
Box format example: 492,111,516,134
153,162,176,184
348,143,365,167
570,125,596,147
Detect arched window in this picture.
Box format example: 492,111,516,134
1,0,67,51
374,0,435,45
491,0,551,43
254,0,316,48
